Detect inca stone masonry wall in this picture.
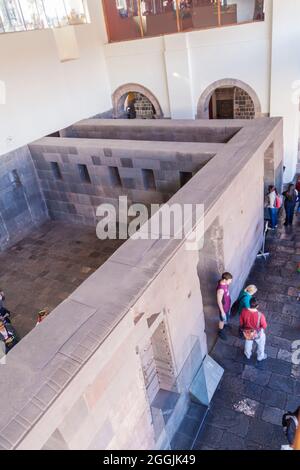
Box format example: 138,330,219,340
0,147,48,251
133,93,155,119
0,118,283,450
29,138,222,226
234,87,256,120
67,119,241,143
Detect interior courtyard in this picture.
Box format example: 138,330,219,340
0,0,300,453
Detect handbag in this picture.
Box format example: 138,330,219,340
275,195,282,209
242,312,262,341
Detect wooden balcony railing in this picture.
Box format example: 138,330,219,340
102,0,265,44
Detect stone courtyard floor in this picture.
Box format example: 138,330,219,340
193,213,300,450
0,221,124,338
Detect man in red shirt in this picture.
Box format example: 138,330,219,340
240,297,268,361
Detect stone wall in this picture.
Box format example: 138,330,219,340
68,119,242,143
234,87,256,119
133,93,155,119
29,138,221,226
0,147,48,251
0,118,283,450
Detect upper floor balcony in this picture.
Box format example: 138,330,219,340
102,0,265,44
0,0,89,34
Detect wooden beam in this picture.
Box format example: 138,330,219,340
217,0,221,26
175,0,181,32
137,0,144,37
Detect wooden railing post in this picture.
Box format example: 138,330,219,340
137,0,144,38
217,0,221,26
175,0,181,32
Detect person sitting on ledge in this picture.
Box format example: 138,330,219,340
0,320,18,354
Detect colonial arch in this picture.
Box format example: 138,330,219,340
196,79,262,119
112,83,164,118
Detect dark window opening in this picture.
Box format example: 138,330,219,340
180,172,193,187
9,169,21,187
142,169,156,190
78,164,91,183
109,166,122,187
51,162,63,180
47,131,60,137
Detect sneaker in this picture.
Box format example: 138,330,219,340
218,329,227,341
257,354,268,362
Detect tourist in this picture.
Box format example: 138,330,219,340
283,183,298,226
217,272,233,340
267,185,279,229
0,290,11,324
296,176,300,215
240,297,268,361
36,308,49,326
237,285,258,316
282,407,300,448
126,102,136,119
0,320,18,354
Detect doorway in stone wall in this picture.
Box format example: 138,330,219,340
197,79,261,120
112,84,164,119
117,92,156,119
208,86,255,120
197,219,225,353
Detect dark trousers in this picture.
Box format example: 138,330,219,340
284,203,296,225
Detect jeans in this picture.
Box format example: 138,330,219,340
284,203,296,225
268,207,278,228
244,330,266,361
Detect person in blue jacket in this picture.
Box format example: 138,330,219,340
237,285,258,316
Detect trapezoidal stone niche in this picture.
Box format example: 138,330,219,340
112,83,164,119
196,79,262,119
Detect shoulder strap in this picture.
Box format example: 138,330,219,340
256,312,262,330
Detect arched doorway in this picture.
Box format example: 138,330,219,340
112,84,163,119
197,79,261,120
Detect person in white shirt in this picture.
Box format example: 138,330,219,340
267,185,278,229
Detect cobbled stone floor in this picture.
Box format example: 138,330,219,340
0,221,124,338
194,213,300,450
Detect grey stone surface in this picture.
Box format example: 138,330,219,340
0,117,286,450
0,221,124,338
29,136,220,226
0,146,48,250
196,211,300,450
